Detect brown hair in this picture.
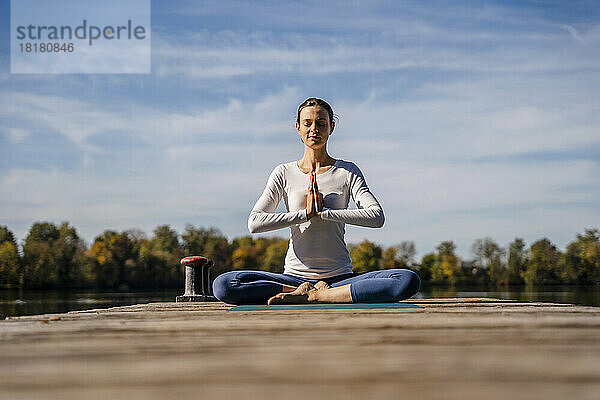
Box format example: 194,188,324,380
296,98,337,126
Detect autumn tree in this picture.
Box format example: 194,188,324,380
231,236,259,269
431,241,460,284
230,236,287,271
380,246,399,269
6,222,599,289
0,226,18,248
0,226,21,287
262,239,289,272
350,240,382,273
254,238,274,267
381,241,416,269
87,230,136,289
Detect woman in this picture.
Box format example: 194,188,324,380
213,98,420,305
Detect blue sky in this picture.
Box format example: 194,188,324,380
1,0,599,259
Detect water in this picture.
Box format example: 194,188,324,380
419,285,600,307
1,286,598,319
1,289,180,319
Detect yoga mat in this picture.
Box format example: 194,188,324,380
229,303,421,311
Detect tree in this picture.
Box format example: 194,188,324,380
380,247,399,269
507,238,527,285
20,222,91,289
431,241,460,284
263,240,289,272
125,229,148,254
87,230,137,289
472,237,507,286
22,222,60,288
230,236,287,271
230,236,256,269
254,238,274,267
149,225,183,288
232,245,259,269
25,222,60,243
437,241,456,256
381,241,416,269
0,226,21,287
53,223,89,287
522,238,560,285
133,238,158,288
231,236,254,250
561,229,600,285
350,240,382,273
87,232,119,289
418,252,435,282
152,225,180,253
397,241,417,268
0,226,18,246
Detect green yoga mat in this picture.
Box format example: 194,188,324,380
229,303,421,311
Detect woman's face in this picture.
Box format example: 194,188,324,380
296,105,334,149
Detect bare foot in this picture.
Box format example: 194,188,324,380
268,282,315,305
314,281,331,291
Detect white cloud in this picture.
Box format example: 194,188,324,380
2,80,599,257
6,127,31,143
559,24,586,45
147,3,600,80
150,30,599,79
0,86,301,158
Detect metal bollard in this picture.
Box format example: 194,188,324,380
175,255,218,302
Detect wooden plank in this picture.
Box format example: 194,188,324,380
1,298,599,400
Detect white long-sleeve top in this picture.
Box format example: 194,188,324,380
248,159,384,279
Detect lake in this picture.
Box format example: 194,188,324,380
1,285,599,319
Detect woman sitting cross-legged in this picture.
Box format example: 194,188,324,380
212,97,420,305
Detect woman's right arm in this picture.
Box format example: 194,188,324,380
248,166,308,234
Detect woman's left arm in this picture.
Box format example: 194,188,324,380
319,165,385,228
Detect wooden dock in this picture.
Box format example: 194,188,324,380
1,298,599,400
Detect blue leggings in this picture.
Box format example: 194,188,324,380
212,269,421,305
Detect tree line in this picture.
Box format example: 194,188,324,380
0,223,598,289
